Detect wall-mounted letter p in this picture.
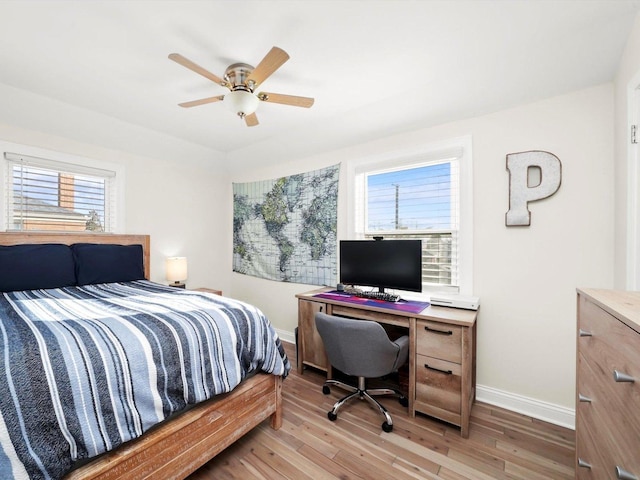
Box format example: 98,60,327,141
506,151,562,226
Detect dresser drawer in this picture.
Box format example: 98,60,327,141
416,320,462,363
579,294,640,362
578,298,640,414
578,346,640,416
576,354,640,479
577,293,640,479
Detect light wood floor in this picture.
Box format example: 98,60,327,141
189,342,575,479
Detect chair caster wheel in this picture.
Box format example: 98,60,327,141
399,396,409,407
322,385,330,395
328,411,337,422
382,421,393,433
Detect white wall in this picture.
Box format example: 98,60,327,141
614,13,640,289
230,84,614,423
0,74,616,425
123,155,231,292
0,85,232,294
469,85,613,415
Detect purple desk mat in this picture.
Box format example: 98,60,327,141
313,290,430,314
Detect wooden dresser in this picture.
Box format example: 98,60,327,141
576,289,640,480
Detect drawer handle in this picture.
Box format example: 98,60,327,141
613,370,635,383
424,326,453,335
579,329,592,337
616,466,638,480
577,458,592,469
424,364,453,375
578,393,592,403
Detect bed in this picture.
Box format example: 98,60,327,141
0,232,290,480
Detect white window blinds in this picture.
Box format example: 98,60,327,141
5,152,116,232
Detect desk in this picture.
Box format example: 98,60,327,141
296,287,477,438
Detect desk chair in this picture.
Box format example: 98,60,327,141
315,312,409,432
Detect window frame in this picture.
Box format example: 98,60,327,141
346,135,473,295
0,141,125,233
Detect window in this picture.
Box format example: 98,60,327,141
4,151,117,232
350,137,473,294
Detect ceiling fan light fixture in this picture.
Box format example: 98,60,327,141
170,47,314,126
224,89,259,117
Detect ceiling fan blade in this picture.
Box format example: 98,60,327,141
168,53,226,86
245,112,259,127
258,92,314,108
246,47,289,87
178,95,225,108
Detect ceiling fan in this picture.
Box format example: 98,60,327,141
169,46,314,127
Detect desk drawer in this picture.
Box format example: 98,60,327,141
416,320,462,363
330,305,409,328
415,354,461,418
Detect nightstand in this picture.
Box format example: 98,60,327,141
194,287,222,296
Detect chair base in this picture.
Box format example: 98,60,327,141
322,377,408,432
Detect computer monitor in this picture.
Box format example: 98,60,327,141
339,239,422,293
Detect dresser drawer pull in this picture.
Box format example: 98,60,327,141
578,393,592,403
424,326,453,335
424,364,453,375
578,458,592,469
613,370,635,383
616,466,638,480
579,329,592,337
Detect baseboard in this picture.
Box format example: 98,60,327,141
476,384,575,430
276,328,296,345
276,328,575,430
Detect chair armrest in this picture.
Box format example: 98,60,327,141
394,335,409,351
392,335,410,370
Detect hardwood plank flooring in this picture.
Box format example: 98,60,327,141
189,342,575,479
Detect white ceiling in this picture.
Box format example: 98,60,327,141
0,0,638,167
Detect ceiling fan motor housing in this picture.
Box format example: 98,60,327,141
224,63,255,90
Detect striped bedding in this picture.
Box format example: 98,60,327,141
0,280,290,480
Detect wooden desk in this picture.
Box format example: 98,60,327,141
296,288,477,438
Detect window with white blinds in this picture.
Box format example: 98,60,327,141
353,139,472,294
5,152,116,232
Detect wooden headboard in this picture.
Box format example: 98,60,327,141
0,232,151,279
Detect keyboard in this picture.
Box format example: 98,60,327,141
354,291,401,303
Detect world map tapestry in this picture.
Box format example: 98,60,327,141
233,164,339,285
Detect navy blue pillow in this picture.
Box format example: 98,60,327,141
72,243,145,286
0,244,76,292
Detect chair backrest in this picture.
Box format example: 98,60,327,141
315,312,406,378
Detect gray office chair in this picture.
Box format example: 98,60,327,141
315,312,409,432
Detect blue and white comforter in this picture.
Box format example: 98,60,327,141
0,280,290,480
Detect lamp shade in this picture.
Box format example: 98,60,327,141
224,90,259,116
166,257,188,283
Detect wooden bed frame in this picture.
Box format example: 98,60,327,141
0,232,283,480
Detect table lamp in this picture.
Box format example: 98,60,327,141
166,256,188,288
